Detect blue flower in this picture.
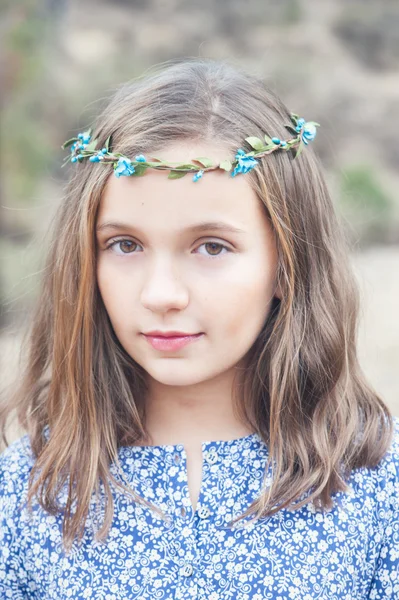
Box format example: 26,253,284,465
135,155,147,162
70,131,91,159
114,157,136,178
78,132,91,144
192,170,204,182
295,118,306,132
271,138,288,148
231,148,258,177
89,148,108,162
301,123,317,145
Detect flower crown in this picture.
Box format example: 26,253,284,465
61,113,319,182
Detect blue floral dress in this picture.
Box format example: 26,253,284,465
1,416,399,599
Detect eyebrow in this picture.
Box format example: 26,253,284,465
96,220,246,235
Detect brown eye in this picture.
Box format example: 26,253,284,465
106,239,140,255
196,241,231,259
119,241,137,253
204,242,223,256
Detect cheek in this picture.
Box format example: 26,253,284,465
207,261,276,338
96,260,129,322
97,261,112,307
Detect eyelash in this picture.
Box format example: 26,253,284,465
104,238,232,259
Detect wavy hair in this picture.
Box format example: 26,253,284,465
0,57,394,553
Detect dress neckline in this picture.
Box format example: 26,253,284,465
119,430,262,453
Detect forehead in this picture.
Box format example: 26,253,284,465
98,140,266,230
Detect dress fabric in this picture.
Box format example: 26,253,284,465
1,416,399,600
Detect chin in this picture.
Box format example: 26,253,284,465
143,363,215,387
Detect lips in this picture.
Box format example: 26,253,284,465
142,332,204,351
144,330,200,337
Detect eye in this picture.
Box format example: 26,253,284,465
195,241,230,258
104,238,232,259
105,239,139,255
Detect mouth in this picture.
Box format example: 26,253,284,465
141,333,204,351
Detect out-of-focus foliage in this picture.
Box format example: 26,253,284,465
1,0,52,205
333,4,399,71
338,165,394,246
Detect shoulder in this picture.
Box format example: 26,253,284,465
0,432,35,476
375,414,399,478
367,414,399,484
0,435,41,594
0,433,36,516
360,414,399,523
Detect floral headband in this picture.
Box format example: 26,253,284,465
61,113,319,182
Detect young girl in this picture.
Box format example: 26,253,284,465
1,57,398,600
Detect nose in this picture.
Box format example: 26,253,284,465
140,258,189,313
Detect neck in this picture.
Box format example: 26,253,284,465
138,367,253,448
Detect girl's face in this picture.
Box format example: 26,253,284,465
96,141,281,388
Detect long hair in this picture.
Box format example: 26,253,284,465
0,57,394,553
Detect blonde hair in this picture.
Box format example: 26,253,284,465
0,57,394,553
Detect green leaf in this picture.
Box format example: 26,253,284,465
295,143,304,159
219,160,232,172
245,137,264,151
104,135,111,152
84,139,99,152
168,170,188,179
192,157,214,168
61,138,78,149
131,164,148,176
173,164,198,170
264,134,273,145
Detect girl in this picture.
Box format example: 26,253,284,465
0,57,398,600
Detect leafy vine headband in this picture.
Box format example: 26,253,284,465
61,113,320,182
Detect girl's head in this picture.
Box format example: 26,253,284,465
1,57,393,553
97,138,281,396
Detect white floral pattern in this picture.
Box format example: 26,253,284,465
1,416,399,599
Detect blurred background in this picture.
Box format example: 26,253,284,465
1,0,398,445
